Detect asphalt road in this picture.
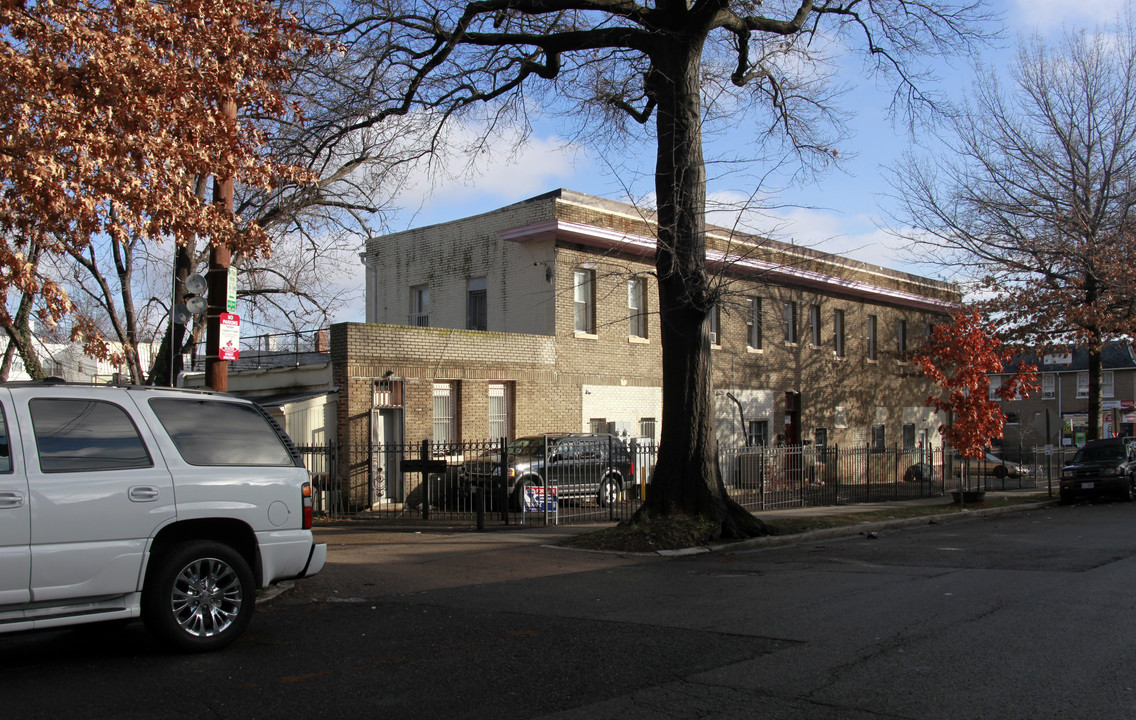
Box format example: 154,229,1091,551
5,502,1136,719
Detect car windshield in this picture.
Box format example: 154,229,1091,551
1073,445,1126,464
508,437,547,456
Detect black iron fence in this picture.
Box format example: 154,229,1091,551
297,439,1060,526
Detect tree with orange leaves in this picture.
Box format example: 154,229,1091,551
916,309,1039,489
0,0,318,372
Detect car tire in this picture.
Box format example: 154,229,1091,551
511,477,534,512
597,476,619,507
142,540,255,653
1059,491,1073,505
1125,478,1135,502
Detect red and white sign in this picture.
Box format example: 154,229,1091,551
219,312,240,361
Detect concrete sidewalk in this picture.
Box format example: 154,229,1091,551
310,486,1056,554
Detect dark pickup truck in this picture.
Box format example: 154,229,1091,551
1060,437,1136,503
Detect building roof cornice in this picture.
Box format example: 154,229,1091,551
500,217,959,313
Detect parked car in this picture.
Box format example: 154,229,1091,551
460,433,634,509
951,452,1035,480
0,382,326,651
1059,437,1136,503
902,462,936,483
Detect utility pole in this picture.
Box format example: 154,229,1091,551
205,96,237,392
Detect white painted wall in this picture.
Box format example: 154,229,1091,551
580,384,662,440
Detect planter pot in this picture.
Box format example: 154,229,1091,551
951,490,987,504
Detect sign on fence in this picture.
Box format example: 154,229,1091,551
522,485,558,524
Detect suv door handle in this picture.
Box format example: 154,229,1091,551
0,491,24,509
129,486,160,502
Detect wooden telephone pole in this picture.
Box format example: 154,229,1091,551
205,97,237,392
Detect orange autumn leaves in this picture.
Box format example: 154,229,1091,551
0,0,319,325
916,309,1039,460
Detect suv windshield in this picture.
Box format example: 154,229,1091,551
1073,445,1126,464
508,437,546,456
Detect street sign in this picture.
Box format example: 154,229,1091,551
219,312,240,361
226,266,238,312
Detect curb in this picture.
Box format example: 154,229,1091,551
542,500,1058,557
540,500,1058,557
720,499,1058,553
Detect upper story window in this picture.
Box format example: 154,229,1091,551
1077,372,1088,398
628,277,647,339
834,309,846,358
896,319,908,361
1104,370,1115,398
709,304,721,346
573,269,595,334
410,285,429,327
466,277,487,331
783,301,798,344
989,374,1003,400
866,315,878,361
809,305,821,347
746,297,762,350
1042,373,1055,399
834,406,848,429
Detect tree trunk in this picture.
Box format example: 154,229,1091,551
3,241,44,380
1087,344,1103,441
632,33,765,539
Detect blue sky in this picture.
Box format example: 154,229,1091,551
336,0,1124,322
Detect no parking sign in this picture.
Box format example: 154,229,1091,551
219,313,240,361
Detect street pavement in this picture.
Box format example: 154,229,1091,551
286,488,1055,601
16,488,1117,720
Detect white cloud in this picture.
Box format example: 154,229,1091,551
703,191,947,279
1008,0,1122,32
391,121,590,227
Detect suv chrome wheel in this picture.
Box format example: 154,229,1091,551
597,476,619,507
143,540,254,652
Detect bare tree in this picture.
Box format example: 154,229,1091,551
142,0,445,385
886,10,1136,442
325,0,992,539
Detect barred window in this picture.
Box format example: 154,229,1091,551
433,382,456,445
488,383,510,440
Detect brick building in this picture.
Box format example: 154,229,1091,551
336,189,960,501
993,344,1136,451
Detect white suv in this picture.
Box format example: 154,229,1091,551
0,382,326,651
